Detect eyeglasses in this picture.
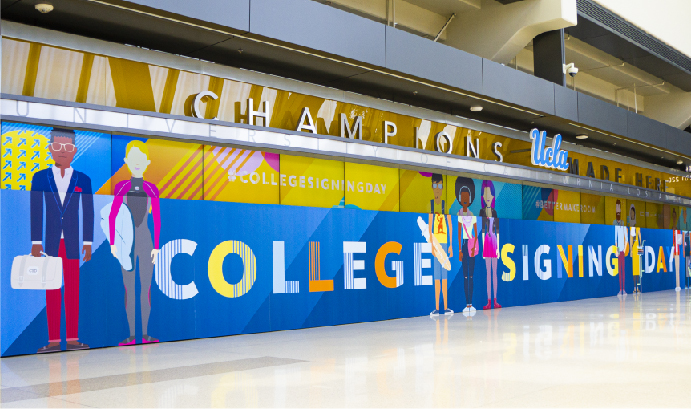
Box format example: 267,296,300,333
432,183,443,189
50,142,76,152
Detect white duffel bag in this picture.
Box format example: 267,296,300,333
11,253,63,290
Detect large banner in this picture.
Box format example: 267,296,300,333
1,188,681,356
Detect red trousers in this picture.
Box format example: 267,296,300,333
618,251,626,291
46,240,80,343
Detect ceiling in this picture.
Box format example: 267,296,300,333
401,0,480,16
566,8,691,92
565,37,672,97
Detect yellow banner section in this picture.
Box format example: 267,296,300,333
554,190,582,224
104,137,204,200
627,199,647,229
3,37,689,198
280,155,344,208
580,193,605,225
644,202,661,229
3,117,690,230
345,163,399,211
604,196,626,226
203,146,280,204
399,170,446,214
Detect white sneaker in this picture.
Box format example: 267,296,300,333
469,306,476,312
676,287,681,292
444,309,454,316
462,307,470,313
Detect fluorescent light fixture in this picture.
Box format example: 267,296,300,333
576,135,588,140
35,3,54,13
470,106,483,112
677,159,684,165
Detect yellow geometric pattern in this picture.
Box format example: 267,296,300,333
101,139,204,199
203,146,279,204
157,144,204,200
1,129,53,191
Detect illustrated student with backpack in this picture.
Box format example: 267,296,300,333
429,174,453,316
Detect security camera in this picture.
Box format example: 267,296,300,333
35,3,54,13
563,63,579,77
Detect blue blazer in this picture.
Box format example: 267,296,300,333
30,168,94,260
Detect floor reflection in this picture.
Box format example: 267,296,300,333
2,290,691,407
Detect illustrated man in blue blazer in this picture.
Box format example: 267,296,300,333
30,128,94,353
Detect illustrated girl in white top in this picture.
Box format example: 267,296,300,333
455,177,478,313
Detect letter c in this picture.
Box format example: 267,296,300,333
155,239,199,300
192,91,219,119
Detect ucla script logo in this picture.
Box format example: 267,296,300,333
530,129,569,171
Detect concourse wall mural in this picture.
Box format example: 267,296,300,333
1,122,689,356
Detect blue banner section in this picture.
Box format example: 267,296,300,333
0,189,680,356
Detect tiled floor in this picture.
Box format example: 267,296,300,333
2,290,690,407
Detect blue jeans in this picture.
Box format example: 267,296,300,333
433,242,448,281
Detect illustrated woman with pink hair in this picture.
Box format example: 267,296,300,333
480,180,501,310
109,140,161,345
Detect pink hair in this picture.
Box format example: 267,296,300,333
481,180,495,209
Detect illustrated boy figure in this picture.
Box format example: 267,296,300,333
613,199,628,295
30,128,93,353
429,174,453,316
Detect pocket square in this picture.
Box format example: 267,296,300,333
74,187,82,193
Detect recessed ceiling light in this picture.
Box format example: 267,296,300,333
35,3,53,13
576,135,588,140
470,106,483,112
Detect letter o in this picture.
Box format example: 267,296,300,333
208,240,256,298
435,131,452,153
250,172,260,184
